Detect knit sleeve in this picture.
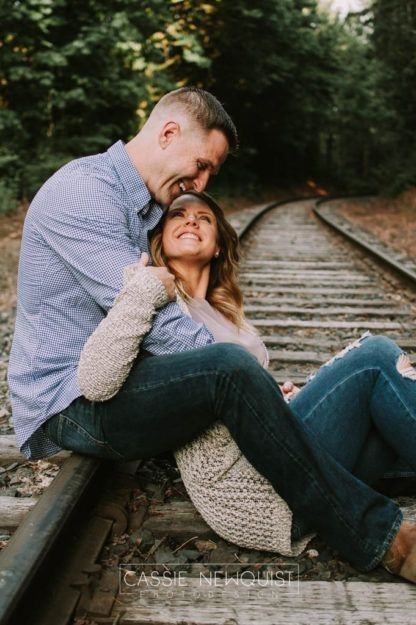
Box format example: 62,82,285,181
77,263,169,401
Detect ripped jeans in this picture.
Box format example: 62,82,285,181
290,332,416,539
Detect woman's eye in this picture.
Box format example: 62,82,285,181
200,215,211,222
169,210,183,218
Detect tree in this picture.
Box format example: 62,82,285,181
371,0,416,191
2,0,413,203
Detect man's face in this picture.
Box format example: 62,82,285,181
148,125,229,207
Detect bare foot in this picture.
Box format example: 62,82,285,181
382,522,416,582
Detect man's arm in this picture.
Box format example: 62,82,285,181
37,171,214,348
141,301,214,355
37,174,140,310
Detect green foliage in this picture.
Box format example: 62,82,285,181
167,0,343,184
320,18,390,191
0,0,414,202
0,179,19,215
319,1,416,193
370,0,416,192
0,0,175,197
21,150,73,199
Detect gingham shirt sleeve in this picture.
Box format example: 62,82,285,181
142,300,214,355
37,174,139,311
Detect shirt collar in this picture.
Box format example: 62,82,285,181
107,140,162,217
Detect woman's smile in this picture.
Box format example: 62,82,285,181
162,195,219,264
178,231,201,241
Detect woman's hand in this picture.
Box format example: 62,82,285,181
280,380,300,401
139,252,176,301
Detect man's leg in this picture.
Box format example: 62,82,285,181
43,343,401,571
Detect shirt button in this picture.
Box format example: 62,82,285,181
140,202,150,216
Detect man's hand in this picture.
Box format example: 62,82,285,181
139,252,176,301
280,380,300,401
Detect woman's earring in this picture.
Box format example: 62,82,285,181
214,250,220,258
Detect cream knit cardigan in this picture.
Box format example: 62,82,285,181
77,262,314,556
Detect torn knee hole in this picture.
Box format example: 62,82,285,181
396,353,416,380
323,331,372,368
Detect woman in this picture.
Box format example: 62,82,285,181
76,190,416,581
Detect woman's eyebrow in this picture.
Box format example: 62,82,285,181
193,209,215,219
169,205,213,216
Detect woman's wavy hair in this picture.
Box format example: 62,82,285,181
150,190,249,329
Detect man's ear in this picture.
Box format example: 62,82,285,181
159,121,180,149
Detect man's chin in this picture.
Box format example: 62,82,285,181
155,185,182,208
153,194,170,209
166,189,182,207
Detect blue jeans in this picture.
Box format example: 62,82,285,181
42,335,414,571
289,333,416,538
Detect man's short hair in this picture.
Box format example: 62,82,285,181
155,87,238,152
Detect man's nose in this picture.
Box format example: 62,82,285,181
193,170,210,192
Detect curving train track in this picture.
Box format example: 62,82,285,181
241,198,416,386
1,196,416,625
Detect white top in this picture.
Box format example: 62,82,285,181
186,297,269,367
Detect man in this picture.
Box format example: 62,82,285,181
7,87,416,578
8,87,234,460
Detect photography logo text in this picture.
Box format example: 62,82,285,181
119,562,299,601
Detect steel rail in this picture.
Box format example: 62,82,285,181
0,455,101,624
314,197,416,285
237,195,319,240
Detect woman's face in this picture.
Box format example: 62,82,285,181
162,195,220,265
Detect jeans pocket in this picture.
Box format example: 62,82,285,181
48,412,125,460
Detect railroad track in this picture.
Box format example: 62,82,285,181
240,198,416,386
1,196,416,625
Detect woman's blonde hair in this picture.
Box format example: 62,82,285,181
150,191,248,328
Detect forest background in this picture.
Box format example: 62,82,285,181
0,0,415,213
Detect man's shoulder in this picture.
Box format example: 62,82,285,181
49,150,119,193
28,149,125,220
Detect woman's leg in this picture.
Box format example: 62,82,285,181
43,342,402,572
289,333,416,481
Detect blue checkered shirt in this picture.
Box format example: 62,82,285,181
8,141,214,459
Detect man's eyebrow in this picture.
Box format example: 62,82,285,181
212,163,221,176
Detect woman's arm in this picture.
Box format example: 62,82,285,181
77,261,169,401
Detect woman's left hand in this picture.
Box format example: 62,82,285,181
280,380,300,400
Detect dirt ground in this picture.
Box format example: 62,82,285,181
336,188,416,260
0,203,26,312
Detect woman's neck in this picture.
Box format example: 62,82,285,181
169,261,210,299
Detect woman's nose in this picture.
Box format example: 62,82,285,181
185,214,198,226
